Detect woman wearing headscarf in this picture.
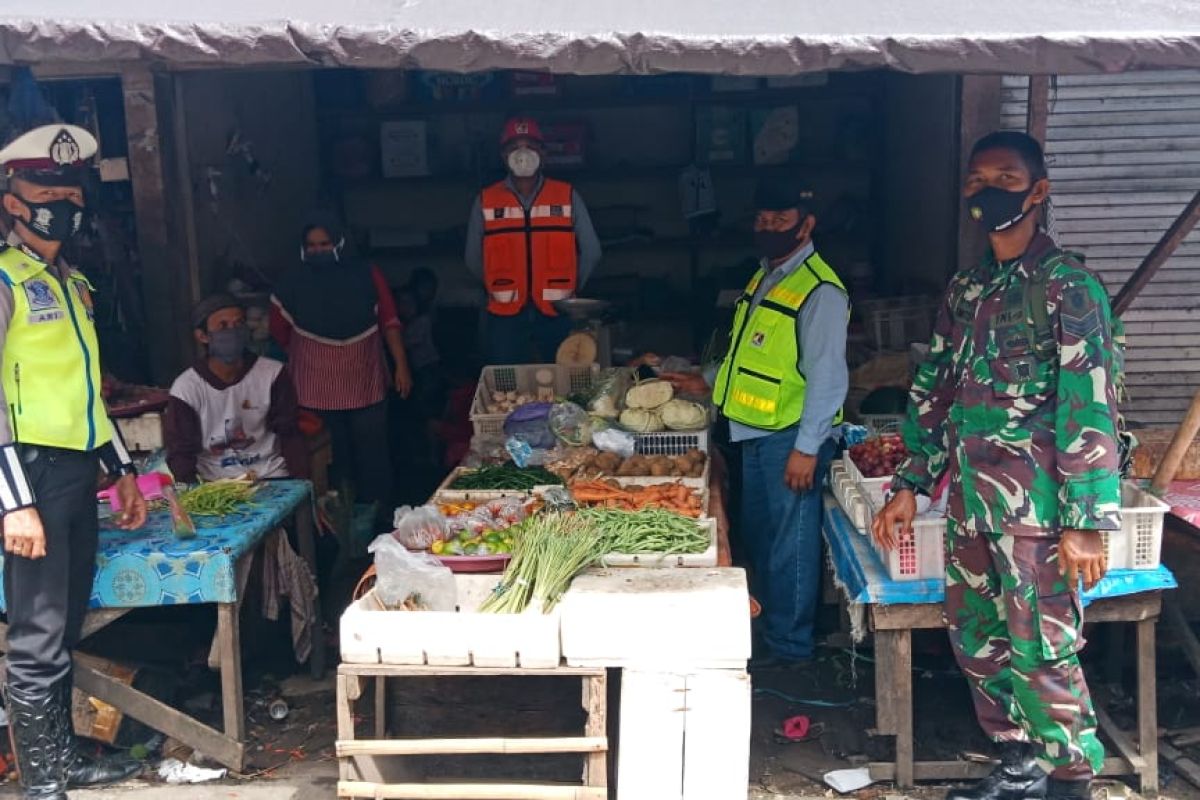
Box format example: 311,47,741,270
270,213,412,525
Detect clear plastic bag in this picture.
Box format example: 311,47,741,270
367,535,457,611
549,402,592,447
587,368,631,418
593,427,636,458
391,505,449,550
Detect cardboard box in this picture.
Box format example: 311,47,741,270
380,121,429,178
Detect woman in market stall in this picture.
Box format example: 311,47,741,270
270,213,412,530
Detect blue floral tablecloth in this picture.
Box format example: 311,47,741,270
823,495,1176,607
0,480,311,610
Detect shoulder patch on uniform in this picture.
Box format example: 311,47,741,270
1060,285,1101,339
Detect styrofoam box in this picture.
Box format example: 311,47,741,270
602,516,718,568
560,567,751,668
1104,482,1169,570
340,576,560,669
431,466,535,504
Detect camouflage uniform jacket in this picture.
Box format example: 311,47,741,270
894,233,1122,536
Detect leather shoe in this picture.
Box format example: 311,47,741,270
66,749,143,788
946,744,1048,800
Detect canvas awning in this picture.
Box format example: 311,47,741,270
2,0,1199,75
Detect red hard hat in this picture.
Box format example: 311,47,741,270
500,117,544,147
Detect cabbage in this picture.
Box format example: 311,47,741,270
624,379,674,410
619,408,665,433
660,399,708,431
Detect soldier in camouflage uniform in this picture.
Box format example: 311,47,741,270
873,131,1118,800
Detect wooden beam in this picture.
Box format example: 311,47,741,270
868,758,1133,782
1137,617,1160,793
1025,75,1051,146
72,656,244,771
958,76,1005,270
170,76,202,307
1159,742,1200,790
336,782,606,800
1086,592,1161,624
1113,189,1200,318
337,737,607,757
216,602,245,743
1094,704,1147,771
1151,389,1200,495
870,603,943,631
582,672,608,789
122,66,192,383
338,664,600,678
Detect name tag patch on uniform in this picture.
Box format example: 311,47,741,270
23,279,59,312
28,310,64,324
750,331,766,348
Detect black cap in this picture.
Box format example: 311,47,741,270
191,293,243,330
754,180,814,212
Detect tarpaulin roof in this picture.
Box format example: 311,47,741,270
2,0,1200,75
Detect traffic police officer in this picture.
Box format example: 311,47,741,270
874,131,1118,800
0,124,146,798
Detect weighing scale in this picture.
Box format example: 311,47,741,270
553,298,613,367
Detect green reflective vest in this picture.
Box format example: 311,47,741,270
713,252,847,431
0,245,110,451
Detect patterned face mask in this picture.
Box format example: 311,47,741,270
967,185,1035,233
15,195,86,242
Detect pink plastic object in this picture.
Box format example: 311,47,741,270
435,554,512,574
98,471,172,512
780,715,811,742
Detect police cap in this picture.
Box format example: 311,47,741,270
0,124,97,187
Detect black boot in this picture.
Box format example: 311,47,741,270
946,744,1048,800
5,684,68,799
54,677,142,788
1045,779,1091,800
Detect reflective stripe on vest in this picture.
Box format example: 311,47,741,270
0,246,110,451
481,178,578,317
712,252,847,431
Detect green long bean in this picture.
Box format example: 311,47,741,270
449,465,563,491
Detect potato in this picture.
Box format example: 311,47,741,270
650,461,672,477
672,455,693,474
687,462,705,478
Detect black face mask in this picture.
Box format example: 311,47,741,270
304,250,339,267
15,196,86,242
754,223,804,262
967,186,1035,233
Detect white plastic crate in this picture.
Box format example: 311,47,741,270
858,295,939,352
340,576,561,668
430,466,542,504
858,413,905,436
601,516,718,568
843,452,891,507
869,494,947,581
470,363,598,438
1103,482,1168,570
634,430,710,455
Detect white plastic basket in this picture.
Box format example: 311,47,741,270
874,514,947,581
633,430,710,455
1103,482,1168,570
843,452,891,508
858,414,905,436
470,363,598,438
858,295,939,352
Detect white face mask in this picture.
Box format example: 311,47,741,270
507,148,541,178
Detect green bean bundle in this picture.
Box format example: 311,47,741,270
449,465,563,491
178,479,259,517
581,508,710,555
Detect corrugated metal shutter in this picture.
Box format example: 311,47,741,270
1000,71,1200,426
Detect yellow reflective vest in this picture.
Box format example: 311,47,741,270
0,245,111,451
713,252,847,431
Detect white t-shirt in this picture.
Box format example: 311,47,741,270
169,357,289,481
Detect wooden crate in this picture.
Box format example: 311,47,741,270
336,663,608,800
340,578,561,669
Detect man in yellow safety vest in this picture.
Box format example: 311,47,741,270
0,124,147,799
663,181,848,667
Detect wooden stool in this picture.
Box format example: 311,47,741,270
336,663,608,800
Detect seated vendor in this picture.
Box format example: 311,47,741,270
165,294,310,483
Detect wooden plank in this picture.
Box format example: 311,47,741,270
294,501,326,680
617,670,685,799
337,737,607,756
337,674,357,783
682,670,751,800
337,782,606,800
216,602,245,742
375,676,387,739
874,628,915,787
582,672,608,789
169,75,202,308
1095,703,1147,771
338,664,600,678
1086,593,1162,624
1025,75,1050,146
959,75,1005,268
870,603,943,631
72,657,244,771
122,65,190,383
1113,188,1200,317
79,609,133,641
1137,618,1160,793
1158,742,1200,790
868,758,1132,782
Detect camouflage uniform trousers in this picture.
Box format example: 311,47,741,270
944,520,1104,780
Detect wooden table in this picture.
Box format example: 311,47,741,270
0,480,323,772
822,497,1173,792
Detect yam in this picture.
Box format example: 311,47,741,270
649,461,672,477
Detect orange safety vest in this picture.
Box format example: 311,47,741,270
481,178,578,317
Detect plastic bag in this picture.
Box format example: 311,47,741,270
549,402,593,447
367,535,457,611
593,427,636,459
504,402,556,450
391,505,449,550
587,368,631,418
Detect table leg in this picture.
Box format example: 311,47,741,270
295,501,328,680
1137,618,1159,795
217,602,246,744
875,628,914,787
375,676,387,739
